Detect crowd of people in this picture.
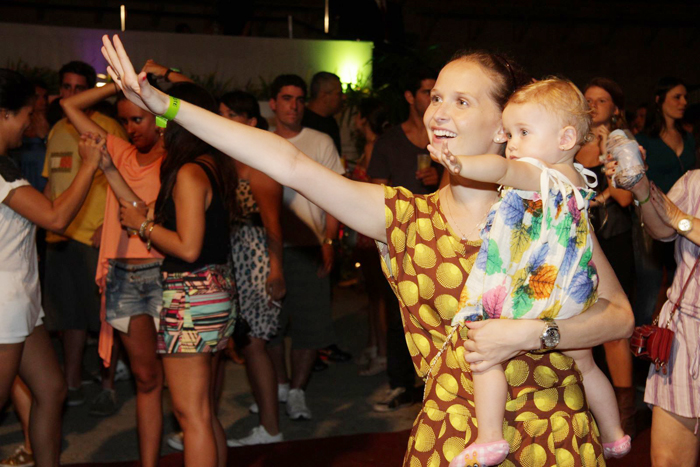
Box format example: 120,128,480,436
0,33,698,467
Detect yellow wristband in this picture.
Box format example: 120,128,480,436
155,96,181,128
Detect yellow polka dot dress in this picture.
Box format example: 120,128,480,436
378,186,605,467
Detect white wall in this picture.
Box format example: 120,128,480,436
0,22,372,90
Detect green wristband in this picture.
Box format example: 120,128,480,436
155,96,181,128
634,190,650,207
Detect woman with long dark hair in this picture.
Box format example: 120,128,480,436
635,78,695,327
111,82,238,467
0,68,103,466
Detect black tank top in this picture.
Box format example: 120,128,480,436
161,160,230,273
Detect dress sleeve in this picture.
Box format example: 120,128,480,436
377,185,416,282
0,174,29,203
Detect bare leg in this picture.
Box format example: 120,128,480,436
290,348,316,390
100,335,120,391
566,349,625,443
242,337,280,435
118,315,163,467
163,354,216,467
472,366,508,444
18,325,67,467
267,342,289,385
651,406,700,467
63,329,87,389
0,343,23,408
10,377,33,453
209,352,226,467
603,339,633,387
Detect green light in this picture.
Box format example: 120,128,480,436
310,40,372,89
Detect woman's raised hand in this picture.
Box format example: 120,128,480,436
427,142,462,175
101,35,169,116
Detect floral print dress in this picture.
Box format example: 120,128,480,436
454,159,599,325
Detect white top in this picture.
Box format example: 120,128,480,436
0,173,43,343
282,127,344,246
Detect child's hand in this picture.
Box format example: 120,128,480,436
427,142,462,175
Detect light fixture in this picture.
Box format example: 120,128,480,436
120,5,126,32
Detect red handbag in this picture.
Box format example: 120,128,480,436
630,255,700,374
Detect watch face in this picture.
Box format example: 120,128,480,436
679,218,692,232
543,328,560,348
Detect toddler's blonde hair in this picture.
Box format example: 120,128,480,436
508,77,592,145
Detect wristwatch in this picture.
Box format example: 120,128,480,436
536,319,560,352
677,217,693,235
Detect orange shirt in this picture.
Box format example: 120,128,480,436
97,135,165,365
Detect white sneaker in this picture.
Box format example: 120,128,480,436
249,383,290,414
226,425,284,447
114,359,131,382
166,431,184,451
286,388,312,420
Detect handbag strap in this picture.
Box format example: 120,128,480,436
660,253,700,328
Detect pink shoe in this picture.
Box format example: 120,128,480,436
449,440,510,467
603,434,631,459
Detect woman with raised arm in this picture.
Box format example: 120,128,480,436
0,68,103,467
61,76,166,465
103,36,634,466
114,82,238,467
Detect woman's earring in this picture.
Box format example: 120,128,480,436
4,113,9,119
611,115,618,125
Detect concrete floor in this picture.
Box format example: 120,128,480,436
0,285,420,464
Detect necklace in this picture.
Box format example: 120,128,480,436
444,190,492,242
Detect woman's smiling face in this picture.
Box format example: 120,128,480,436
423,59,505,157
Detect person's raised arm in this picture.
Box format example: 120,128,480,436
3,135,102,233
102,34,387,243
249,168,286,301
428,143,542,191
60,83,119,138
141,60,193,84
463,231,634,372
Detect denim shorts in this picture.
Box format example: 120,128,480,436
105,260,163,323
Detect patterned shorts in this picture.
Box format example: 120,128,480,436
158,264,236,354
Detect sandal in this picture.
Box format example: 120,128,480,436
449,440,510,467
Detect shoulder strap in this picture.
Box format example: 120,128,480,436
192,159,223,195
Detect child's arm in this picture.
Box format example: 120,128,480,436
428,143,542,191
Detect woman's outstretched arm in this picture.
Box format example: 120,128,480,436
463,231,635,372
101,34,387,243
